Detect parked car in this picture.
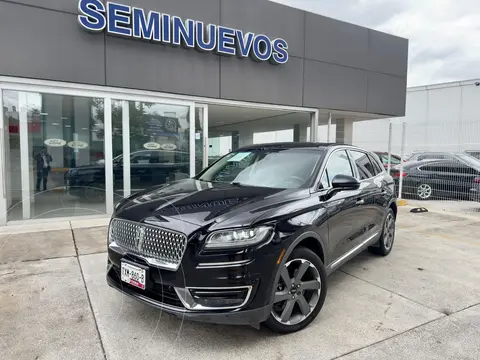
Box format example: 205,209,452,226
374,151,403,169
470,177,480,202
106,143,397,333
407,151,476,162
65,150,199,200
465,150,480,160
391,156,480,200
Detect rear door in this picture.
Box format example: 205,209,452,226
319,149,365,264
347,150,385,250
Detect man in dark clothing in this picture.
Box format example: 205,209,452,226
34,147,53,192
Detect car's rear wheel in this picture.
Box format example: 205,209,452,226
369,209,396,256
417,183,433,200
264,247,327,334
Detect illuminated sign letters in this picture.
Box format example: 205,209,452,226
77,0,289,65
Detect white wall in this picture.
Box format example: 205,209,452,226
352,80,480,156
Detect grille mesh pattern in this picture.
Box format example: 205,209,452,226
110,219,187,269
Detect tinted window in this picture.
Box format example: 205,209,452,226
390,156,402,165
368,153,385,175
456,166,480,175
350,150,375,180
420,163,451,172
321,150,353,188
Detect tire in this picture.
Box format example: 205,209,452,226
264,247,327,334
368,209,396,256
416,183,433,200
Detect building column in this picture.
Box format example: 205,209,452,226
236,129,254,149
231,131,239,151
293,124,309,142
335,118,353,145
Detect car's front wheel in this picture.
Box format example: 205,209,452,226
264,247,327,334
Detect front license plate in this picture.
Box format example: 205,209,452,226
120,261,146,290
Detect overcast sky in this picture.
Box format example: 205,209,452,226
271,0,480,87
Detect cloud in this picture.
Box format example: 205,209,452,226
271,0,480,86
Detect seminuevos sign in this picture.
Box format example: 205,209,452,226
77,0,289,65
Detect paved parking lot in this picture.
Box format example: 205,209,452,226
1,206,479,360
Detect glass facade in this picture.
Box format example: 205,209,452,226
3,91,106,221
1,89,199,223
0,81,314,225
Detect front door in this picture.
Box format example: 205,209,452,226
319,150,365,263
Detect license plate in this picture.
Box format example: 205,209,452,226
120,262,146,290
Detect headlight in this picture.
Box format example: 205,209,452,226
107,220,114,245
204,226,273,249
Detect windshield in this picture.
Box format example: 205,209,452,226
197,148,323,189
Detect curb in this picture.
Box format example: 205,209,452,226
396,199,408,206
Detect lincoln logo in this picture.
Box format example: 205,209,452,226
135,227,146,251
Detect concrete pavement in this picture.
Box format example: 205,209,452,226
0,206,479,360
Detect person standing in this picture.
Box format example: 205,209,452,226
34,147,53,192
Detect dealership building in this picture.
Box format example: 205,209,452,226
0,0,408,225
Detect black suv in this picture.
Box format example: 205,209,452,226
107,143,397,333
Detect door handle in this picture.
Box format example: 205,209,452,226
356,198,365,205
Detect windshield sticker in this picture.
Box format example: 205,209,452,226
227,152,251,162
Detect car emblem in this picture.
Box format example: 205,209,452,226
135,227,146,251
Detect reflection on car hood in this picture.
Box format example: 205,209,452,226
115,178,309,232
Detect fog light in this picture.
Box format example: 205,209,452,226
189,288,249,308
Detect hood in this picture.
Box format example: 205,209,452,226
115,178,310,233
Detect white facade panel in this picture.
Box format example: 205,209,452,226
352,80,480,156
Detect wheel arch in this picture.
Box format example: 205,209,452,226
268,232,327,306
389,200,398,218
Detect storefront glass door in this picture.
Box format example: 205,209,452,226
0,85,197,224
2,90,107,221
111,99,193,204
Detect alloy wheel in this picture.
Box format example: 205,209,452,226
417,184,432,199
383,213,395,250
271,259,322,326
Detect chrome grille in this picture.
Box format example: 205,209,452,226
109,219,187,270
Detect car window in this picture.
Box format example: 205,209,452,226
131,152,152,164
379,154,388,164
368,153,384,175
455,166,480,175
390,156,401,165
349,150,375,180
320,170,329,189
321,150,353,188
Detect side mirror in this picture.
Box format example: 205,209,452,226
331,174,360,191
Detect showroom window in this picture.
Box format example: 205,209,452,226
2,90,106,221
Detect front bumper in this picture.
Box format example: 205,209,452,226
107,271,271,325
106,236,283,326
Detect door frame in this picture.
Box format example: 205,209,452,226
195,104,209,170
